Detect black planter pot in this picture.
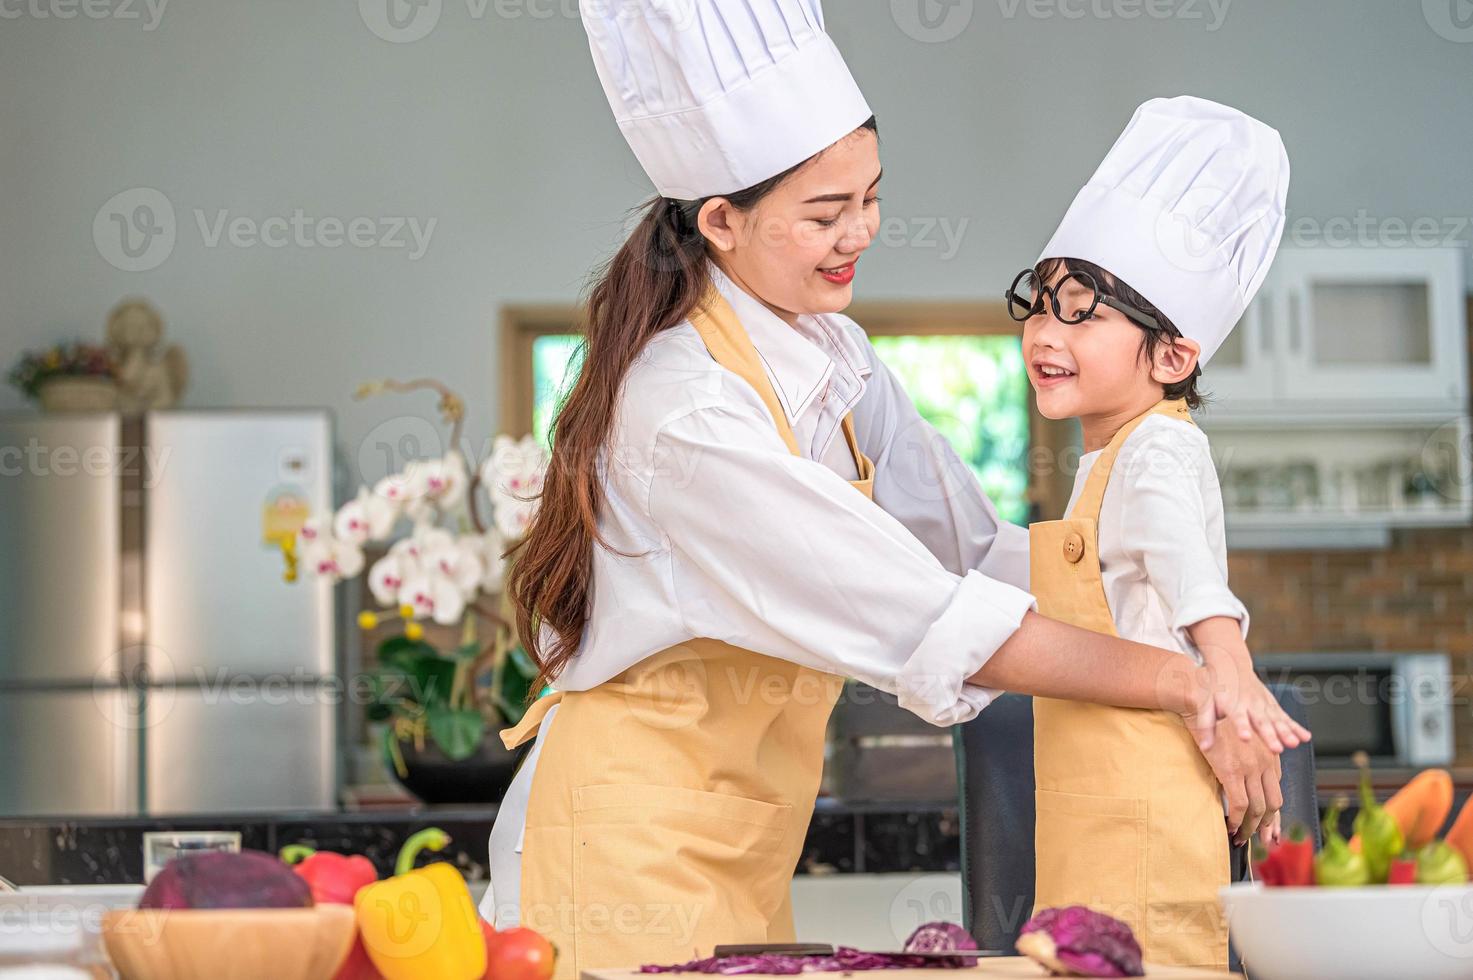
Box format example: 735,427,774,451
391,733,528,805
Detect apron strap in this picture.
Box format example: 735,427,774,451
689,289,802,457
501,689,566,750
841,413,875,485
688,285,871,482
1070,399,1195,521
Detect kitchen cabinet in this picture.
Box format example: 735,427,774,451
1193,246,1470,548
1205,246,1467,416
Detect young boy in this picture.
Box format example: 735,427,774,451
1009,97,1309,970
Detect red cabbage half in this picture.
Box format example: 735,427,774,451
641,922,982,974
1016,906,1144,978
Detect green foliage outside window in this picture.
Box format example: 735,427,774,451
529,332,1030,524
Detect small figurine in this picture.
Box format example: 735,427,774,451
106,298,188,413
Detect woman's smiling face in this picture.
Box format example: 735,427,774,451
699,126,882,322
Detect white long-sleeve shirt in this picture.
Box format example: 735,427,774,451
482,264,1035,924
1066,412,1249,661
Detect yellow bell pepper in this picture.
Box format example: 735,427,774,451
354,828,488,980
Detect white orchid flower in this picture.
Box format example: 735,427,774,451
368,551,412,608
401,567,467,625
301,534,364,582
482,435,548,541
298,516,328,544
401,451,469,522
390,522,454,564
493,498,537,541
372,469,422,511
333,485,399,545
426,534,486,601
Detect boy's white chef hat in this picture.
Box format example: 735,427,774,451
1038,96,1290,366
580,0,872,201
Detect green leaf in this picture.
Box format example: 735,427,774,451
405,654,458,709
426,706,485,761
378,635,439,671
453,641,481,662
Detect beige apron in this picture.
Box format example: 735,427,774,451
1029,398,1229,971
499,289,875,980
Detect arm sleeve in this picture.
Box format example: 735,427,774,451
1116,429,1250,656
647,400,1037,727
846,329,1031,590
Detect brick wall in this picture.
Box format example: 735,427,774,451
1230,520,1473,763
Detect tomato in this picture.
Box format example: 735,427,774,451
482,923,557,980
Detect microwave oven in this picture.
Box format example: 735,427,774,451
1254,652,1454,768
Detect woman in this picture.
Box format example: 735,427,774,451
483,2,1283,975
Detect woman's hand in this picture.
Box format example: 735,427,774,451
1201,716,1284,846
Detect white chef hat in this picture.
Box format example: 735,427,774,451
1038,96,1290,366
580,0,873,201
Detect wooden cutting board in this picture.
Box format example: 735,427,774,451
584,960,1240,980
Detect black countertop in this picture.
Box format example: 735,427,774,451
0,799,961,886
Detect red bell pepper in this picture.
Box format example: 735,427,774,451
1252,822,1315,887
1388,852,1419,885
1251,842,1283,886
283,844,383,980
1276,823,1315,887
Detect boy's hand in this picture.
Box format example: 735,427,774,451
1202,716,1283,846
1259,811,1283,848
1188,616,1312,753
1201,649,1311,753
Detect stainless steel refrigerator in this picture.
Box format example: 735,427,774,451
0,410,339,816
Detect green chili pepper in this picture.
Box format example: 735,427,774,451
1351,751,1404,883
1415,840,1470,886
1316,796,1372,887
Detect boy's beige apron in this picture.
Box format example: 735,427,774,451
499,290,875,980
1029,398,1229,971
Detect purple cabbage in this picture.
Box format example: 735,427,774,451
1016,906,1143,978
902,922,978,954
641,923,982,974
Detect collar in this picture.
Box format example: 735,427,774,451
707,262,869,425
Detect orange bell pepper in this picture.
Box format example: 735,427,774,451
354,828,487,980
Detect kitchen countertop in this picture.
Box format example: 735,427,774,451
584,962,1238,979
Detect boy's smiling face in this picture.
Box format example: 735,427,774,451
1020,262,1201,446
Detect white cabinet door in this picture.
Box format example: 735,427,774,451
1273,247,1467,408
1199,290,1280,408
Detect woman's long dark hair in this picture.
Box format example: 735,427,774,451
509,117,879,695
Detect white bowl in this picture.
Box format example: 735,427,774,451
1221,882,1473,980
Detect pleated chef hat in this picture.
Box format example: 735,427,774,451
1038,96,1290,366
580,0,872,200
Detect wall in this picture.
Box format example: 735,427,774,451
1,1,1471,487
1231,529,1473,761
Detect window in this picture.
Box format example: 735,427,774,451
868,334,1030,524
500,303,1072,522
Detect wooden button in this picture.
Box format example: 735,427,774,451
1062,532,1086,564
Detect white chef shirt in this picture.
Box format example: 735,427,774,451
1065,412,1250,662
482,262,1036,925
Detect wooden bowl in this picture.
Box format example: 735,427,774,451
102,905,355,980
